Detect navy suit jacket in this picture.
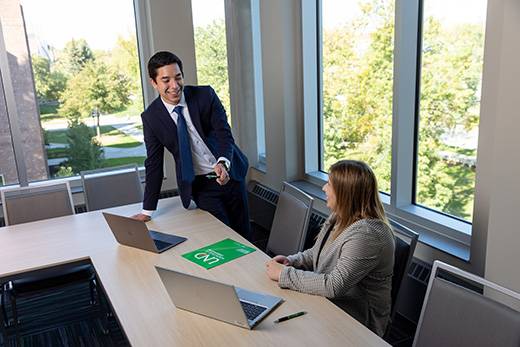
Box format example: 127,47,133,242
141,85,249,210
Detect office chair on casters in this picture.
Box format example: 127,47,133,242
413,260,520,347
81,164,142,212
266,182,314,256
0,183,109,343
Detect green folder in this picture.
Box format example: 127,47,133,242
182,238,256,269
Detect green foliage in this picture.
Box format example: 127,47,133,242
31,55,66,102
63,121,103,173
56,166,73,177
321,0,483,220
59,60,130,122
56,39,94,76
322,0,394,193
110,35,141,95
194,19,231,123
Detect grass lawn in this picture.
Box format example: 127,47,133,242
101,156,146,167
99,126,142,148
46,130,68,144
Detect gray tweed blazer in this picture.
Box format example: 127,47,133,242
279,216,395,336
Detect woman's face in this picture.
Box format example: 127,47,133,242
323,179,337,211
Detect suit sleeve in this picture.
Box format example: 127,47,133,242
207,87,234,162
279,227,383,298
142,112,164,210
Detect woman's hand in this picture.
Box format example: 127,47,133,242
266,259,285,282
272,255,290,266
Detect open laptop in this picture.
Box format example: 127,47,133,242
102,212,187,253
155,266,283,329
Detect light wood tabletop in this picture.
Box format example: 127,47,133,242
0,197,389,346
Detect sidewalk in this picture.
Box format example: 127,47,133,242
45,114,146,165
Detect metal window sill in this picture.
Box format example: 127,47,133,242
294,172,471,262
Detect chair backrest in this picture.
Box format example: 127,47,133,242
413,260,520,347
81,164,143,212
1,182,74,226
266,182,314,256
389,219,419,318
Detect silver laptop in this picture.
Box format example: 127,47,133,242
155,266,283,329
102,212,186,253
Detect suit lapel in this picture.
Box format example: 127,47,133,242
152,96,178,146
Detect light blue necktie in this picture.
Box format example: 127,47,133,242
174,105,195,183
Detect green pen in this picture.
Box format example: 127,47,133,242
205,172,219,179
274,311,307,324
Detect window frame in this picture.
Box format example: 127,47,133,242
303,0,479,260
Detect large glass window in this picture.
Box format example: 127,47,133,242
19,0,144,180
320,0,395,193
0,89,19,186
416,0,487,221
191,0,232,124
311,0,489,248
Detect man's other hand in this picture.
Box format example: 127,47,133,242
131,213,151,222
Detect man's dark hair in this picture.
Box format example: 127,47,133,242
147,51,184,81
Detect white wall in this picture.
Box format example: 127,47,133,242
249,0,304,191
482,0,520,294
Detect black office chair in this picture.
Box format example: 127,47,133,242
265,182,314,256
388,219,419,321
0,183,109,344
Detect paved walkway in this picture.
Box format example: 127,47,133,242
45,114,146,165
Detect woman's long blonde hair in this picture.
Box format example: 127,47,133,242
328,160,389,240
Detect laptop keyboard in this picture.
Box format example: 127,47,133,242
240,301,267,321
153,238,171,250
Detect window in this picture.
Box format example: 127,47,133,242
320,0,395,193
1,0,144,186
0,74,20,187
191,0,232,124
309,0,488,255
416,0,487,222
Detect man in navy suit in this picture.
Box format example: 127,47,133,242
132,51,250,238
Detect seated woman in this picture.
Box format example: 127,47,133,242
265,160,395,336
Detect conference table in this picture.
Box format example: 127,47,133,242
0,197,389,346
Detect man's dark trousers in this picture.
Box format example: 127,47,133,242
191,175,251,240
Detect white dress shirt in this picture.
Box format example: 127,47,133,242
142,93,230,216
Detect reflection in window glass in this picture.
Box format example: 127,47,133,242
416,0,487,221
192,0,232,125
20,0,144,180
0,96,19,186
320,0,394,193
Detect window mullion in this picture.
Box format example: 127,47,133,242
391,0,420,208
302,0,319,174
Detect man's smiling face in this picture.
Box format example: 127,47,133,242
150,63,184,105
